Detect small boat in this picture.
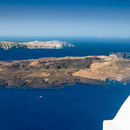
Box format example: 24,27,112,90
40,96,43,98
123,83,127,85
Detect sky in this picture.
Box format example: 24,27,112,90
0,0,130,37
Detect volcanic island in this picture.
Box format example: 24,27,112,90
0,55,130,88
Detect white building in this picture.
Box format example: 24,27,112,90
103,96,130,130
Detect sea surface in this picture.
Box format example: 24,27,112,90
0,37,130,60
0,83,130,130
0,37,130,130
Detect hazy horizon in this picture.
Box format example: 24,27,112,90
0,0,130,37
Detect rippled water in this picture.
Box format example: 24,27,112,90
0,83,129,130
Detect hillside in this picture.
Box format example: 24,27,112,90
73,56,130,83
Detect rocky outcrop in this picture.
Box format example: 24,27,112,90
0,40,74,50
0,41,18,50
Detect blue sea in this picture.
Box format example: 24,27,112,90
0,36,130,60
0,37,130,130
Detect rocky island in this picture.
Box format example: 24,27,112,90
0,55,130,88
0,40,74,50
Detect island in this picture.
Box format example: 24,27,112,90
0,54,130,88
0,40,74,50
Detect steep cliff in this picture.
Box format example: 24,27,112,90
0,41,18,50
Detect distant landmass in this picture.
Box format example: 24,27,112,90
0,55,130,88
0,40,74,50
